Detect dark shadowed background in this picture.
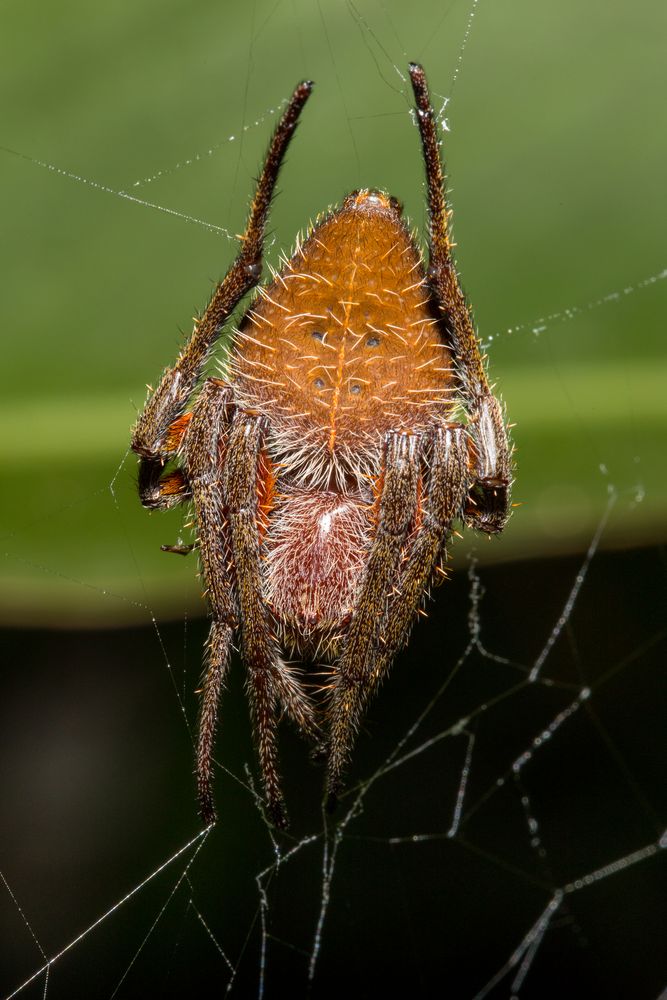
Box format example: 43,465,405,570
1,0,665,997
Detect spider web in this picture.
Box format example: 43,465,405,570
1,0,665,997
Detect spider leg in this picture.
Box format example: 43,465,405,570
325,432,420,804
161,541,198,555
223,409,319,829
182,381,237,825
408,63,512,534
374,424,469,682
130,78,313,465
197,618,233,827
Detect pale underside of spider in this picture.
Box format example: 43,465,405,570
131,64,512,829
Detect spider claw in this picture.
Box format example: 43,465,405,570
267,796,289,831
325,790,339,815
161,541,197,555
198,789,217,828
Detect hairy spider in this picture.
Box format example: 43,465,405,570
131,65,512,829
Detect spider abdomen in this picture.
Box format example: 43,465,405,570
264,486,371,656
231,190,456,489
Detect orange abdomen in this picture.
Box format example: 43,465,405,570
230,191,456,488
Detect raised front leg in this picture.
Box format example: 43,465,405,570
408,63,512,534
130,79,314,466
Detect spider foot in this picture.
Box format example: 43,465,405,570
325,788,340,816
198,796,217,829
266,794,289,831
161,541,198,555
324,763,346,814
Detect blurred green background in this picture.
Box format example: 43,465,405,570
1,4,665,997
1,0,665,627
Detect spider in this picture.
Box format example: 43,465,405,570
131,64,512,829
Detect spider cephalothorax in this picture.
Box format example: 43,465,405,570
131,65,512,829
